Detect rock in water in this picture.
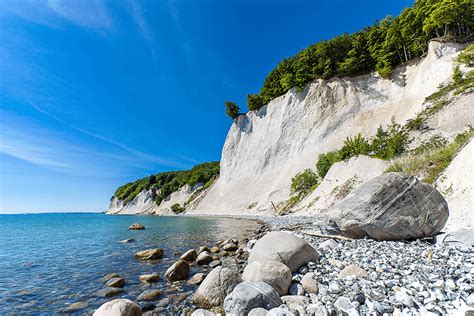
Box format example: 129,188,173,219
180,249,198,262
224,281,282,315
128,223,145,230
248,231,320,272
96,287,124,298
134,248,164,260
137,289,162,301
165,260,190,281
242,260,292,296
101,273,120,283
187,273,206,285
106,277,125,288
93,299,141,316
139,273,160,283
193,266,242,308
62,302,88,312
326,172,449,240
119,238,135,243
196,251,213,265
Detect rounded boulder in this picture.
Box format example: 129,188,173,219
193,266,242,308
327,172,449,240
248,232,319,272
242,260,292,295
224,281,282,316
93,299,141,316
165,260,190,281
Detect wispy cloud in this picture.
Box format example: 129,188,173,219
18,101,188,170
0,110,190,176
128,1,159,63
47,0,114,33
167,0,194,65
0,0,114,34
167,0,182,32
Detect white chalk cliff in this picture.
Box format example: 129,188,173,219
108,184,203,215
188,41,470,215
108,41,472,220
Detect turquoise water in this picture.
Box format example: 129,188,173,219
0,213,259,314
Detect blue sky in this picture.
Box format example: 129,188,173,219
0,0,413,213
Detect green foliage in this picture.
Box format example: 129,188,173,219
113,162,220,206
370,119,408,159
457,44,474,67
386,129,473,184
247,94,264,111
453,65,463,84
405,116,425,131
171,203,185,214
243,0,473,112
290,169,319,194
225,101,240,120
338,134,370,160
282,169,320,214
316,151,340,178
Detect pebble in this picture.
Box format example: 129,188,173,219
394,290,414,307
289,283,305,296
329,282,342,294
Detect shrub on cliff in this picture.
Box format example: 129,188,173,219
171,203,185,214
371,120,408,159
225,101,240,120
291,169,319,195
453,65,463,84
338,134,370,160
316,151,340,178
457,44,474,67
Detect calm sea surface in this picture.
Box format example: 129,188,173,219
0,213,260,314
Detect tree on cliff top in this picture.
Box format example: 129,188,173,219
238,0,473,114
225,101,240,120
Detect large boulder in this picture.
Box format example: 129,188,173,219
165,260,190,281
242,260,292,295
248,232,319,272
193,266,242,308
93,299,141,316
326,172,449,240
224,281,282,316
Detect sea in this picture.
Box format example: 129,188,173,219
0,213,260,314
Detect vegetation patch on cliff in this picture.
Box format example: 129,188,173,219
113,162,220,206
386,129,473,184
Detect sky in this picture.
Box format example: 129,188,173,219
0,0,414,213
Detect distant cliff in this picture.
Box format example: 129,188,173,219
106,162,218,215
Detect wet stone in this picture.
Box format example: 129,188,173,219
96,287,123,298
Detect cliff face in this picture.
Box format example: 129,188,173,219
188,41,468,215
107,41,471,216
107,184,203,215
